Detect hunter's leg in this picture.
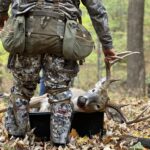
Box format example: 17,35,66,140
5,54,41,137
43,55,79,145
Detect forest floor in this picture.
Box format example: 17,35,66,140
0,91,149,150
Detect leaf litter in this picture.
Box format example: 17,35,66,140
0,96,149,150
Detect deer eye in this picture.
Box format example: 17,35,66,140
96,105,100,109
92,89,95,92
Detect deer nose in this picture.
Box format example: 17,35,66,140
77,96,87,108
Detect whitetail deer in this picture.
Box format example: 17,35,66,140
75,51,150,125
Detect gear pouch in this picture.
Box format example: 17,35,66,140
0,16,25,54
63,20,94,60
25,16,65,56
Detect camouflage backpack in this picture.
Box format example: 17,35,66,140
1,0,94,60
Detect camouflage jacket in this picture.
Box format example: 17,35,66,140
0,0,113,49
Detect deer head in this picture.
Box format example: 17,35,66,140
76,51,134,112
76,51,150,124
77,77,110,112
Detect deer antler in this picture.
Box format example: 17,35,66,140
110,51,140,66
76,51,150,124
104,51,150,125
76,51,140,112
102,51,140,90
100,51,138,93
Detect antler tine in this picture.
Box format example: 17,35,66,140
126,115,150,125
110,51,140,66
126,105,150,125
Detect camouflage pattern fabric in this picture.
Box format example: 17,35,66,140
43,55,78,92
48,90,72,103
5,97,29,137
50,102,73,144
49,90,73,144
5,54,78,144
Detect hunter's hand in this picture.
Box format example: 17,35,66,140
0,27,3,33
0,14,8,31
103,49,117,62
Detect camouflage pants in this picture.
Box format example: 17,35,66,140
5,54,79,141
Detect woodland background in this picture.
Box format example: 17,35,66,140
0,0,149,97
0,0,150,149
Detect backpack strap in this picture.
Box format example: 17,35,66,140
72,0,82,24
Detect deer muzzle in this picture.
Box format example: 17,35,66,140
77,92,101,112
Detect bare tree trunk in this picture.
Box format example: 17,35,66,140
127,0,145,96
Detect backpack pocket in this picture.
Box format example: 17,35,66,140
25,15,65,56
63,20,94,60
0,16,25,54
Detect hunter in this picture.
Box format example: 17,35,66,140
0,0,116,146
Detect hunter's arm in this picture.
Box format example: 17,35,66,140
0,0,11,27
81,0,113,50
